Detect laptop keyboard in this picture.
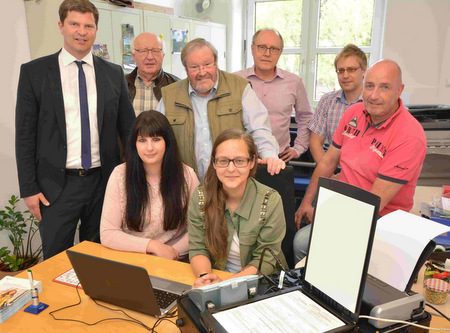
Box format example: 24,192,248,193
153,288,179,309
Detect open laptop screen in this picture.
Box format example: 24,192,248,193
304,178,380,317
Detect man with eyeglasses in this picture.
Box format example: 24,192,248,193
293,59,426,263
126,32,179,115
235,29,312,162
308,44,367,163
157,38,285,181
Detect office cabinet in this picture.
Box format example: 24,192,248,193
143,11,172,74
25,1,226,77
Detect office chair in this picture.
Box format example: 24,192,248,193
255,165,296,268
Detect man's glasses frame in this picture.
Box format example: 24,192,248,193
213,157,253,168
134,48,163,56
336,66,361,75
255,44,281,55
186,63,216,74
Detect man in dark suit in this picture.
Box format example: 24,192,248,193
15,0,136,259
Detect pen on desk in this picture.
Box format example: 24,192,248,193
27,269,34,289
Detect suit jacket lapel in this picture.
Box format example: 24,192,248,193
94,56,105,135
48,51,67,143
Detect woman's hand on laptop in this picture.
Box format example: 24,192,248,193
146,240,179,260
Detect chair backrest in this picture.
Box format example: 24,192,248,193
255,165,295,268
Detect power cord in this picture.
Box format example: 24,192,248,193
49,282,182,332
359,315,450,331
257,247,289,273
426,303,450,322
257,247,302,292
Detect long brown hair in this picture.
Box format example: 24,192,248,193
203,129,258,265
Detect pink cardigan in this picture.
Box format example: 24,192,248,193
100,163,199,257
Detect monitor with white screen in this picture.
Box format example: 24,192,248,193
303,177,380,322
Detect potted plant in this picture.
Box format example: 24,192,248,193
0,195,42,276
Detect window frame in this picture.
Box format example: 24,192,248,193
246,0,387,106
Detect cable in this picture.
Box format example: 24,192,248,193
426,303,450,322
257,247,289,275
359,315,450,331
49,282,180,332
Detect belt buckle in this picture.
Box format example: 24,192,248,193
78,169,87,177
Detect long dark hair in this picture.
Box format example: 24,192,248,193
124,110,188,232
203,129,258,264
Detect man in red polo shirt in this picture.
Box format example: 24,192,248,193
293,59,427,263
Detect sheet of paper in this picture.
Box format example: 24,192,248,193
368,210,450,291
212,291,345,333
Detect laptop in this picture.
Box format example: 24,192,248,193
66,250,191,317
201,177,381,332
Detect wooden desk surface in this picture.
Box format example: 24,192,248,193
1,241,232,332
411,265,450,329
2,242,449,331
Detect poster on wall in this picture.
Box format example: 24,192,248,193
93,44,110,60
172,29,188,53
122,24,135,70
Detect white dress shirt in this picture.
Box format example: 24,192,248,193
59,48,100,169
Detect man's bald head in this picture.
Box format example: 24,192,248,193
366,59,402,86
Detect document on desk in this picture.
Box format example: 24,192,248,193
212,291,345,333
368,210,450,291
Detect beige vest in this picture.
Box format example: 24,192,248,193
161,70,248,173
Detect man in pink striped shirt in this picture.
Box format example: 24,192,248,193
235,29,312,162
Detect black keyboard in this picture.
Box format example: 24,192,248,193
153,288,179,309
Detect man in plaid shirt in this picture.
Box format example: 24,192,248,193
308,44,367,163
126,32,179,115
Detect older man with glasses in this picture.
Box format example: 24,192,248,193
127,32,179,115
156,38,285,181
235,29,312,163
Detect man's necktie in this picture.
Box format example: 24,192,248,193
75,61,92,170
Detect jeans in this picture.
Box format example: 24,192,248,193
293,223,312,264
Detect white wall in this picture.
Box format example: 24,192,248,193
179,0,245,72
0,0,33,248
383,0,450,104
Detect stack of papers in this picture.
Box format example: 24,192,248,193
0,276,42,323
368,210,450,291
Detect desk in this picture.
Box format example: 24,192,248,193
1,241,232,332
411,265,450,329
294,259,449,330
2,241,449,331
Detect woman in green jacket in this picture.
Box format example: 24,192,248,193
188,129,287,287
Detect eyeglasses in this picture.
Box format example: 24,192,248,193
213,157,252,168
336,66,361,75
256,45,281,55
134,48,163,56
186,63,216,73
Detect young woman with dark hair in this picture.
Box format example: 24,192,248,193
100,110,199,260
188,129,287,287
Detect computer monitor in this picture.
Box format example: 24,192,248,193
303,177,380,320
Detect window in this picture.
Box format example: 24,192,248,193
247,0,386,104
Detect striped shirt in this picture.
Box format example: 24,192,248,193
308,90,362,144
132,75,158,115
